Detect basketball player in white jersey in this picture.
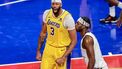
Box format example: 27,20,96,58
75,17,108,69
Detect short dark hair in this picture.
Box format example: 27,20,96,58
81,17,91,29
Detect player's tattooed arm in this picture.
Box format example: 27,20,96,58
83,35,95,69
37,23,47,51
63,29,77,58
37,34,46,50
36,23,47,61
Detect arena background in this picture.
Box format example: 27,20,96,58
0,0,122,69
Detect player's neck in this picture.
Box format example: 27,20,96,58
80,30,89,37
80,32,85,37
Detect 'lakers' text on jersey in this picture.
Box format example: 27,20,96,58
45,9,71,47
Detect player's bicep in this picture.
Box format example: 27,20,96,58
83,36,95,60
40,22,47,36
68,29,77,41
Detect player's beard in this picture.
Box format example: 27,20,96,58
52,7,61,17
76,25,83,32
76,29,82,32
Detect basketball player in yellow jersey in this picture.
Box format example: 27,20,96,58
36,0,77,69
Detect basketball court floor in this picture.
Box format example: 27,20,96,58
0,0,122,69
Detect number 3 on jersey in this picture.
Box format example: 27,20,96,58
50,27,54,35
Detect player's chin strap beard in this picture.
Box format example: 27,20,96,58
76,26,84,32
52,7,61,17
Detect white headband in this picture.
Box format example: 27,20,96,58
52,0,62,3
77,17,90,27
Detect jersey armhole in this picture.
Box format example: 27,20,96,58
44,9,51,23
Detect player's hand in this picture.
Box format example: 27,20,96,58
36,50,42,61
117,18,122,27
55,57,66,66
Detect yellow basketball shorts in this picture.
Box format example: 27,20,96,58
41,43,68,69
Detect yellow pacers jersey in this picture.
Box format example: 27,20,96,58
45,9,71,47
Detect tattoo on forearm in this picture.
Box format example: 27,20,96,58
37,35,46,50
